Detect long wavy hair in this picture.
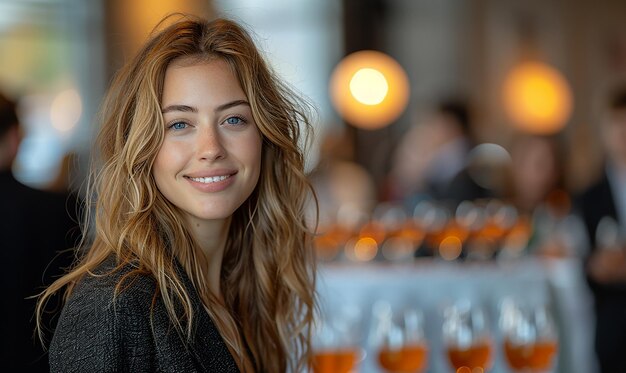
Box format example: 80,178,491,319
37,15,317,372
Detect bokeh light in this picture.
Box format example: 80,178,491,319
503,62,572,134
349,68,389,105
50,88,82,132
345,237,379,262
330,50,410,129
439,236,463,261
466,143,512,192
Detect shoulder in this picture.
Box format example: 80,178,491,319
49,257,158,372
63,256,157,315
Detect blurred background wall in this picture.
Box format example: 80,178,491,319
3,2,626,373
0,0,624,196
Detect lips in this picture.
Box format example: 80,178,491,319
187,175,231,184
184,169,237,179
183,169,238,192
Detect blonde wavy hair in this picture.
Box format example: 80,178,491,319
37,15,317,372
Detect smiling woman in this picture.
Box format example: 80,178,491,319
155,59,262,226
35,15,317,373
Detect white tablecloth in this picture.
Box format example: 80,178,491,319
316,258,596,373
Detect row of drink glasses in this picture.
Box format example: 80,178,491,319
311,299,558,373
314,198,536,263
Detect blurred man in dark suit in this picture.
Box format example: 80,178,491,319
0,92,78,371
578,85,626,373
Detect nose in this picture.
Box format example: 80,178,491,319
196,125,226,161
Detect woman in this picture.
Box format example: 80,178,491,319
501,133,587,258
37,15,316,372
507,134,565,216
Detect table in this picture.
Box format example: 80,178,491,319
316,258,596,373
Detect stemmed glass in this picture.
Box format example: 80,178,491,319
413,200,450,255
369,301,429,373
464,199,518,260
311,306,363,373
442,300,493,372
501,300,559,372
376,203,423,262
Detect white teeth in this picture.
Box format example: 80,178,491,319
188,175,230,183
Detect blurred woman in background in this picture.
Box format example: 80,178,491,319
507,134,565,216
503,133,584,258
37,15,316,372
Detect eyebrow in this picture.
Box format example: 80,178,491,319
161,100,250,114
216,99,250,112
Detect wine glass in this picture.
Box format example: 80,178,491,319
375,203,422,262
455,201,485,241
442,300,493,372
413,200,449,252
467,199,517,260
369,301,429,373
311,306,363,373
596,215,623,251
501,300,559,372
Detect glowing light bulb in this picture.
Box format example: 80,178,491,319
330,50,409,129
503,62,572,134
349,68,389,105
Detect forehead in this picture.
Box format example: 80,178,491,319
161,57,245,104
169,54,217,67
165,56,229,78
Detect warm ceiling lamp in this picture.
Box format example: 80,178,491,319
503,62,572,135
330,50,410,130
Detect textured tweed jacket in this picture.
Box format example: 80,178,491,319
49,256,239,373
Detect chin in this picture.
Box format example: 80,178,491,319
194,204,240,221
193,210,236,221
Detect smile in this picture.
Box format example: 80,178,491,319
187,175,231,183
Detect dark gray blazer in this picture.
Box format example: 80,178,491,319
49,256,239,373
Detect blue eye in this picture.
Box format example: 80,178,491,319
225,116,245,126
169,121,188,130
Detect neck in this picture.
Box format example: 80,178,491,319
185,216,231,299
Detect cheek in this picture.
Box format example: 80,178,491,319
153,141,185,180
243,131,263,177
153,148,169,181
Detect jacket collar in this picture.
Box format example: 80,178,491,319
172,258,240,372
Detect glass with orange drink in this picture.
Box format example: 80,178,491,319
311,348,360,373
311,306,363,373
500,300,558,372
443,301,494,372
369,301,429,373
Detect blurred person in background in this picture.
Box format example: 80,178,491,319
577,84,626,373
309,128,376,225
504,133,585,258
507,134,565,216
386,99,474,208
308,128,377,260
0,92,78,371
36,16,316,372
